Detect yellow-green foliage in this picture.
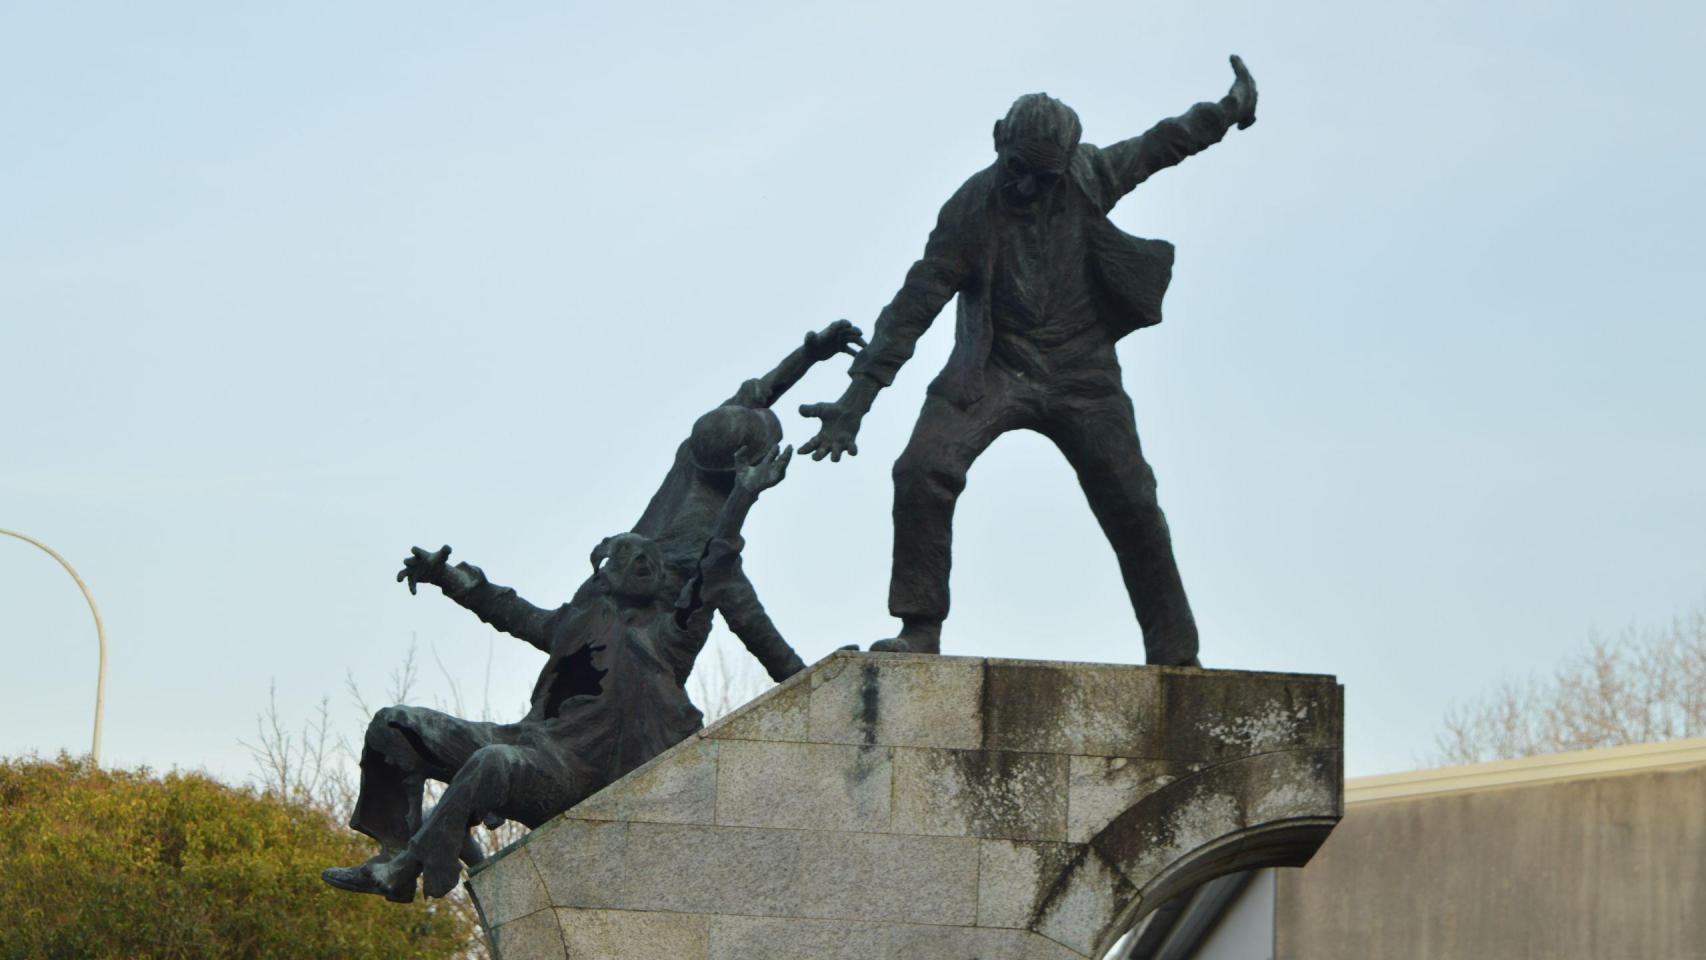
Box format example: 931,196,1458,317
0,755,470,960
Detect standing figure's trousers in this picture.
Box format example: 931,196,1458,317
889,363,1199,666
350,705,585,892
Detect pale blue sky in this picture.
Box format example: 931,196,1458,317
3,1,1702,780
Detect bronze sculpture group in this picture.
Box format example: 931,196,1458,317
325,56,1259,903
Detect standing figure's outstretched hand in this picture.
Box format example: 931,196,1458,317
737,445,793,494
1225,54,1257,130
398,545,451,595
799,401,862,461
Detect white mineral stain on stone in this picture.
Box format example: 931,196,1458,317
1252,780,1316,821
1131,790,1241,881
1250,757,1334,821
1200,700,1310,752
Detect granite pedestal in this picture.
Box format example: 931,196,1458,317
468,651,1342,959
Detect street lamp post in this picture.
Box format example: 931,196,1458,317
1,528,107,764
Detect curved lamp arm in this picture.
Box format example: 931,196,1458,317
1,528,107,764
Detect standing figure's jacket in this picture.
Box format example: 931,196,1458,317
848,100,1236,407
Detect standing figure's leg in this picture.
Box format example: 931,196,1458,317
1042,386,1200,666
885,383,1021,653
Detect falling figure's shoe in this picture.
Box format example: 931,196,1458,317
321,857,418,903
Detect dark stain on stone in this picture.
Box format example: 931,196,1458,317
848,743,887,791
1026,844,1138,941
858,661,880,745
1159,672,1342,762
1087,749,1342,890
1025,748,1342,950
978,660,993,750
1027,844,1092,928
948,750,1064,840
982,663,1074,751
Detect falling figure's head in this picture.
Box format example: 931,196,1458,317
687,404,784,477
993,93,1081,207
590,532,669,602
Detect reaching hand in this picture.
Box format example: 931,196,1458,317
398,545,452,595
798,399,863,462
804,319,867,363
1224,54,1257,130
736,445,793,494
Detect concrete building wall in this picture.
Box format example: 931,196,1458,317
1273,762,1706,960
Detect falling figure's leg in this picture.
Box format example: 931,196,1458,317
325,706,502,900
348,706,495,848
401,744,580,898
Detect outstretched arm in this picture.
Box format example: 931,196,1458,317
724,320,867,410
706,559,806,682
1096,55,1258,207
684,447,807,681
800,186,975,461
398,546,557,653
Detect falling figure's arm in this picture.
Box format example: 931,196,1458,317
680,446,806,682
727,319,868,410
398,546,557,654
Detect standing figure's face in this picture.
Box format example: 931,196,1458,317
592,533,669,602
992,92,1082,210
998,148,1065,207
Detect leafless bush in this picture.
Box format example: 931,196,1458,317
245,639,503,958
240,686,354,817
245,631,773,956
1435,603,1706,766
688,635,768,724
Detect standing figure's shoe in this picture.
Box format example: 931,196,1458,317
877,616,942,654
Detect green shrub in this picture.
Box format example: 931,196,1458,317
0,755,470,960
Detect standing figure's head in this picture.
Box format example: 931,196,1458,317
687,404,784,480
993,93,1081,207
589,532,669,602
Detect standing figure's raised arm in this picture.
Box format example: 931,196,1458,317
1094,55,1258,208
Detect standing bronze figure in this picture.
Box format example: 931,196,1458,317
801,57,1259,665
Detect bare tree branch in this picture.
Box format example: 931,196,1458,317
1435,603,1706,765
688,634,767,724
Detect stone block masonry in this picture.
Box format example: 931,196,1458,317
468,652,1343,959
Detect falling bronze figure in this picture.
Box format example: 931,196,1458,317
801,56,1259,666
322,322,863,902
